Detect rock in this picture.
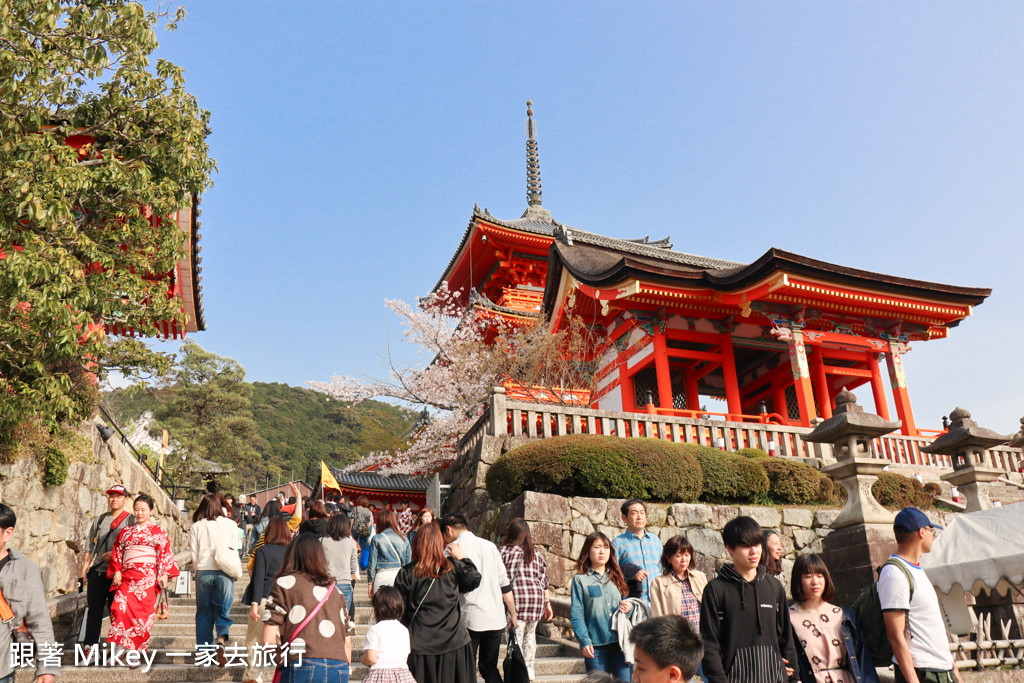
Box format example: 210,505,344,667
711,506,739,530
570,533,586,560
605,499,627,526
569,516,594,536
792,529,817,549
660,527,681,544
646,505,668,527
783,508,814,529
687,527,727,562
522,492,571,524
571,497,607,524
814,509,840,528
529,521,565,552
779,533,795,558
815,527,831,538
670,503,712,527
28,510,52,538
738,506,782,529
597,524,624,540
545,555,578,591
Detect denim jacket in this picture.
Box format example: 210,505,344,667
367,529,411,582
570,569,627,648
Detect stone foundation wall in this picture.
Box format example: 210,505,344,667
478,491,849,597
0,418,189,599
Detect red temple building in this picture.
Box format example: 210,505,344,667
56,131,206,340
435,103,990,436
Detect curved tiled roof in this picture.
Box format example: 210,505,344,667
332,470,432,493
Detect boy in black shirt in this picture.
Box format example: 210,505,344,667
700,516,798,683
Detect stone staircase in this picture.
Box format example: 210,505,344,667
22,578,585,683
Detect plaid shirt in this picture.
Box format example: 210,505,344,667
613,530,663,603
499,544,549,622
397,508,413,535
676,574,701,628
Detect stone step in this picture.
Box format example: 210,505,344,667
148,622,372,637
18,665,586,683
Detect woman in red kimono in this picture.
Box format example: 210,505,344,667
107,493,180,652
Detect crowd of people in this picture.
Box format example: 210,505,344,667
0,482,962,683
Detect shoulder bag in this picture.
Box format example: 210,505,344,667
211,520,243,579
272,584,335,683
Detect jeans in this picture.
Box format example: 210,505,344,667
195,570,235,645
278,658,349,683
585,643,630,681
895,669,955,683
468,628,503,683
83,567,114,644
336,582,353,618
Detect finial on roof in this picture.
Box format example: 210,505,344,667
521,100,552,221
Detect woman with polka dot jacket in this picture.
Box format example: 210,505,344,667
262,534,352,683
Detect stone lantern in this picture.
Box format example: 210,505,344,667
804,389,902,606
923,407,1010,512
805,389,901,528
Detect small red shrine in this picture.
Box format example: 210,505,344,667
435,103,990,437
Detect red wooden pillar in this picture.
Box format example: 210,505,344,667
885,341,917,436
620,367,636,412
867,352,891,421
685,365,700,411
653,330,673,410
809,346,832,420
787,329,817,427
719,335,742,419
772,381,788,420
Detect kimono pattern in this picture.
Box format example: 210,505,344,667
106,522,180,651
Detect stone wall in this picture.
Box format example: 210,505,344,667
479,491,848,597
0,417,189,599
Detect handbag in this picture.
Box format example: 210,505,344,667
155,590,169,620
271,583,335,683
212,520,243,579
503,624,530,683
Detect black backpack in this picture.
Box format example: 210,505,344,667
851,558,915,669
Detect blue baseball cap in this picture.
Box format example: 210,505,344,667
893,507,943,534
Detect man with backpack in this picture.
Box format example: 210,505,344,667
879,507,961,683
79,484,135,653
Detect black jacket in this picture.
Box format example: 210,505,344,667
245,543,287,605
700,564,799,683
394,557,481,655
299,518,328,538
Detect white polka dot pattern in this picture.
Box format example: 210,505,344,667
276,575,296,589
318,620,335,638
312,585,329,602
288,605,307,623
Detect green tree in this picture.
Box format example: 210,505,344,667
0,1,215,444
154,342,267,490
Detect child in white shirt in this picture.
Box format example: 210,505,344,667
361,586,415,683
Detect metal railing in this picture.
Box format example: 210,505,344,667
97,404,185,501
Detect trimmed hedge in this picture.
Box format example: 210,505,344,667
761,458,836,505
486,435,702,503
735,447,769,460
923,482,942,498
683,444,769,504
872,472,934,509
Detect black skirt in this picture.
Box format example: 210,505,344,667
408,643,475,683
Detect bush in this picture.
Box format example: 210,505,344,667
923,482,942,497
41,444,68,487
735,447,769,459
872,472,933,509
761,458,836,505
486,435,702,503
684,445,769,504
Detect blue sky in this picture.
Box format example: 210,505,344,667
150,2,1024,433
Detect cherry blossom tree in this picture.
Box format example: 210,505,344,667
307,284,597,475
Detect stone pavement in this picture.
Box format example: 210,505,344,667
18,576,585,683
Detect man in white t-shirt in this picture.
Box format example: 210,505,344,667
879,507,961,683
440,513,518,683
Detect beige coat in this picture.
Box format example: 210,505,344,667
649,569,708,618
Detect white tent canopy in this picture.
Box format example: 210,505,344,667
921,502,1024,634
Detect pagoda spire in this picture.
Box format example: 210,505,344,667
522,100,551,221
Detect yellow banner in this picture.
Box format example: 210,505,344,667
320,460,341,492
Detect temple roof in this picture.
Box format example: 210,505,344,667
543,238,991,313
